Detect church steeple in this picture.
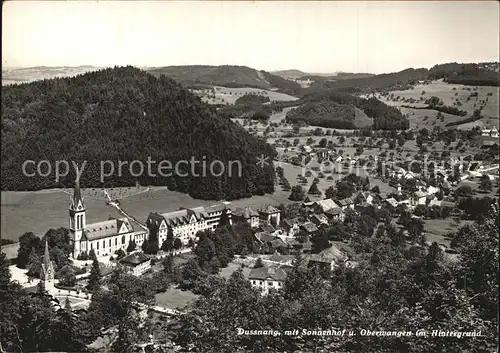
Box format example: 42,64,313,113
43,239,51,267
69,179,86,258
40,239,54,282
71,179,84,210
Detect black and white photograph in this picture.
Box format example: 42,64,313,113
1,1,499,352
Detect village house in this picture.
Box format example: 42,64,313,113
120,252,151,277
310,213,329,227
315,148,330,159
337,197,355,211
232,207,260,228
281,218,300,237
324,207,345,222
300,222,319,235
248,266,287,295
411,190,428,207
305,245,348,272
258,205,281,227
310,199,340,214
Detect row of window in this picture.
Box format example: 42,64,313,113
251,280,281,287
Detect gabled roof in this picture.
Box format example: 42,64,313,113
259,205,280,214
314,199,339,212
120,252,150,266
325,208,343,216
84,218,134,241
414,190,427,198
259,223,276,233
270,238,287,248
385,198,399,208
337,197,354,206
282,218,299,228
301,222,319,233
308,245,347,264
248,266,287,281
254,232,275,243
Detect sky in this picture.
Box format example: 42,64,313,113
2,1,499,74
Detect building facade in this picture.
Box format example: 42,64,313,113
68,181,148,259
146,203,233,247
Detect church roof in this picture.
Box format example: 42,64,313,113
83,218,134,241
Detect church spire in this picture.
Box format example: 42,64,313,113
73,179,83,205
43,239,51,267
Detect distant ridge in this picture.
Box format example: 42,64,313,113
271,69,339,79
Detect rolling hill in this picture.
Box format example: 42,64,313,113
146,65,302,95
1,66,276,200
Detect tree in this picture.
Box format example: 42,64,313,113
289,185,305,201
86,258,101,291
308,181,321,195
126,240,136,253
17,232,40,269
218,208,231,227
163,253,174,274
318,138,327,147
114,249,126,260
254,257,265,268
479,175,492,192
173,238,183,250
311,230,330,254
27,248,42,278
414,204,427,217
88,248,97,261
325,186,336,199
161,227,174,252
58,265,76,287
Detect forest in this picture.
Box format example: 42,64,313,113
1,67,276,199
292,90,410,130
427,63,500,87
285,100,357,129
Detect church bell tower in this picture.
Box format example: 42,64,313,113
69,179,86,258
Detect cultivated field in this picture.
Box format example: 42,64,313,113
375,80,499,130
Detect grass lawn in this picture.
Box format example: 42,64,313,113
219,261,252,280
423,218,474,247
154,287,199,310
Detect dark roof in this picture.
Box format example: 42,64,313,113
248,266,287,281
270,238,287,248
325,208,343,215
259,223,276,233
120,252,150,266
254,232,275,243
301,222,319,233
282,218,299,228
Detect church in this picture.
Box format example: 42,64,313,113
68,181,148,259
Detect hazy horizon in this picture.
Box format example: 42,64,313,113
3,1,499,74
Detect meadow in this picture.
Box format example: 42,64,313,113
376,80,499,130
194,86,298,105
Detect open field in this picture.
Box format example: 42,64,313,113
192,86,298,105
375,80,499,130
423,219,474,247
155,287,199,310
